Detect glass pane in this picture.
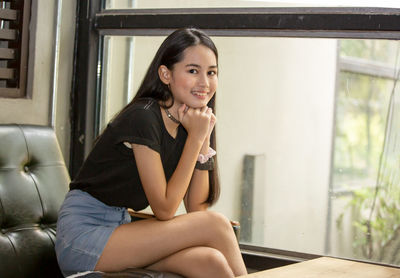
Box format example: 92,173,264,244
99,35,400,266
340,40,400,67
331,40,400,266
333,73,391,190
105,0,400,9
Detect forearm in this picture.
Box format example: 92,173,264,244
162,135,203,217
137,106,213,220
184,139,211,212
185,170,210,212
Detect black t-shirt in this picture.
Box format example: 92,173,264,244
70,98,188,210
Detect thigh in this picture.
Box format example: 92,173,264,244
55,190,131,276
147,246,234,278
95,210,233,272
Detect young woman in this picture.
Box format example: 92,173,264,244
55,28,247,278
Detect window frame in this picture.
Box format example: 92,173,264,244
0,0,31,98
71,1,400,270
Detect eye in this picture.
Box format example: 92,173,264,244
208,70,217,76
188,69,198,74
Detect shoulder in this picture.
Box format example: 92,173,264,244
126,98,159,115
113,98,161,125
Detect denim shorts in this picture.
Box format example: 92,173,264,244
55,189,131,277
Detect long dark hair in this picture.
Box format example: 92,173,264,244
118,28,220,205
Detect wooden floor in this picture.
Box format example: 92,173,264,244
239,257,400,278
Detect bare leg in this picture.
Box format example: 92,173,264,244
147,246,234,278
95,210,247,276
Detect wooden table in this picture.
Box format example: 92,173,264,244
239,257,400,278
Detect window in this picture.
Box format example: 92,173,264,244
104,0,400,9
331,40,400,265
0,0,30,98
72,2,400,270
99,35,338,256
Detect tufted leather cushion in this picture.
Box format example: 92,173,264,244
0,125,184,278
0,124,70,278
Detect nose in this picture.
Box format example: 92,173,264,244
198,72,209,88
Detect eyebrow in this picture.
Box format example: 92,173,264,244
185,63,218,69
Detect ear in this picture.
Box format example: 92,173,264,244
158,65,171,85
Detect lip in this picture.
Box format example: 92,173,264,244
191,91,209,99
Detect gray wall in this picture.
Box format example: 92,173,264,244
0,0,76,166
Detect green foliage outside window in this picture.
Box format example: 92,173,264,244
335,40,400,265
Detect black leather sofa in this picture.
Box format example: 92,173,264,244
0,124,181,278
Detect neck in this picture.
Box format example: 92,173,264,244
164,107,180,124
160,99,180,123
160,104,180,138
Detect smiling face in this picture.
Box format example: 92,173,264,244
159,44,218,109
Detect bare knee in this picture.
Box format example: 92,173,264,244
197,211,232,231
201,211,234,238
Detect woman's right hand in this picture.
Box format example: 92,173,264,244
178,104,212,142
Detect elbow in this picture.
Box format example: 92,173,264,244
186,202,209,213
151,199,180,220
154,209,175,221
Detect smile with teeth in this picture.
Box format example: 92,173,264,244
192,91,208,97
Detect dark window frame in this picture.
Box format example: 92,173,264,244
71,1,400,270
0,0,30,98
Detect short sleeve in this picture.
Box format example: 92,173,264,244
111,107,162,153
